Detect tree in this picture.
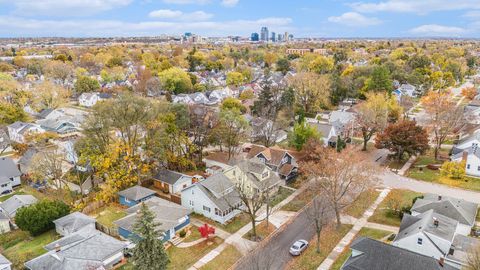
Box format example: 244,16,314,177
0,102,28,125
306,192,331,253
44,61,73,83
28,149,65,190
288,72,331,115
309,55,334,74
356,93,390,151
32,81,70,110
422,89,464,160
288,120,320,150
74,76,100,94
441,161,466,180
375,120,429,161
364,65,392,93
158,67,193,94
226,71,245,87
466,243,480,270
131,203,169,270
15,200,70,236
301,141,379,227
221,97,246,114
275,58,290,75
462,86,478,100
210,109,248,160
239,89,255,100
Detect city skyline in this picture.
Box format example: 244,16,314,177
1,0,480,38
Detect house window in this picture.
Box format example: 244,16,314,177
9,177,13,181
417,238,422,245
467,164,471,169
0,183,8,188
124,197,131,203
478,166,480,171
189,200,194,206
215,208,220,216
203,206,211,212
192,190,194,195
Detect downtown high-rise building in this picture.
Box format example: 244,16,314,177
271,32,276,42
250,32,259,41
284,31,289,42
260,27,269,41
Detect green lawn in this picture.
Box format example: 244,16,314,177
1,230,59,269
192,212,251,234
183,226,202,242
368,189,422,227
280,189,314,212
330,228,395,270
91,204,127,228
167,237,223,270
287,224,353,270
269,186,295,207
344,189,380,219
200,244,241,270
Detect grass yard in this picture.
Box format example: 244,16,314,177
167,237,223,270
330,228,394,270
183,225,202,242
1,230,59,269
242,221,276,241
280,189,314,212
269,186,295,207
287,224,352,270
192,212,251,234
368,189,422,227
200,244,241,270
344,189,380,219
91,204,127,228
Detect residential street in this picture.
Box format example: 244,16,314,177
234,205,317,270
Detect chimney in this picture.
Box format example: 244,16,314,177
438,195,442,201
462,151,468,162
433,217,439,227
439,257,445,267
54,243,61,253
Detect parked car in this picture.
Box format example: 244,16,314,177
289,239,308,256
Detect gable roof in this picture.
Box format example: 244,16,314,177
412,194,478,227
153,169,190,185
395,210,457,255
0,253,11,266
0,157,21,178
193,173,241,212
308,122,334,138
53,212,96,235
25,229,126,270
0,195,37,217
342,237,456,270
115,197,190,233
118,185,156,201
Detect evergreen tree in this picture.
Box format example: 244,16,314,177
131,203,169,270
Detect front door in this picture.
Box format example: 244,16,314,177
169,228,175,239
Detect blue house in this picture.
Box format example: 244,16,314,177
114,197,191,242
118,185,156,207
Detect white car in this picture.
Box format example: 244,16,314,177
289,239,308,256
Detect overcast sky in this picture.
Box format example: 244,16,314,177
0,0,479,38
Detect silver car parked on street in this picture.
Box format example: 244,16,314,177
289,239,308,256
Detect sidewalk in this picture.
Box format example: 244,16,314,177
397,155,416,176
188,183,309,270
317,188,391,270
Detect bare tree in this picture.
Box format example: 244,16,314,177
301,141,379,228
246,245,281,270
466,243,480,270
422,89,464,160
0,128,10,155
29,148,66,190
306,192,332,253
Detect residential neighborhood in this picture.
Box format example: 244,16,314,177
2,2,480,270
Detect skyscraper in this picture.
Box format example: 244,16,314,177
284,31,289,42
250,32,259,41
271,32,276,42
260,27,269,42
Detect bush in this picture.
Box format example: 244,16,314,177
15,200,70,236
387,234,396,241
179,229,187,238
441,161,466,179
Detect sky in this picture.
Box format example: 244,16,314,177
0,0,480,38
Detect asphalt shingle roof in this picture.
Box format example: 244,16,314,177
53,212,96,235
0,195,37,218
117,185,156,201
153,169,188,185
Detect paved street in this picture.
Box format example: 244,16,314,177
234,205,316,270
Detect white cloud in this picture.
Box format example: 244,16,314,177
149,10,213,21
221,0,239,7
328,12,382,27
409,24,467,36
0,16,293,37
350,0,480,14
149,9,183,19
0,0,132,16
463,10,480,18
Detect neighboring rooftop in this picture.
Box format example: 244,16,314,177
53,212,96,235
118,185,156,201
0,195,38,218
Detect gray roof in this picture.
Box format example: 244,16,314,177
118,185,156,201
395,210,457,250
234,159,282,191
0,195,37,218
53,212,96,235
0,157,21,178
115,197,190,233
153,169,189,185
451,145,480,160
342,237,456,270
308,122,333,138
0,253,11,266
25,229,126,270
456,132,480,147
195,173,241,212
236,159,267,175
412,193,478,227
447,234,480,265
